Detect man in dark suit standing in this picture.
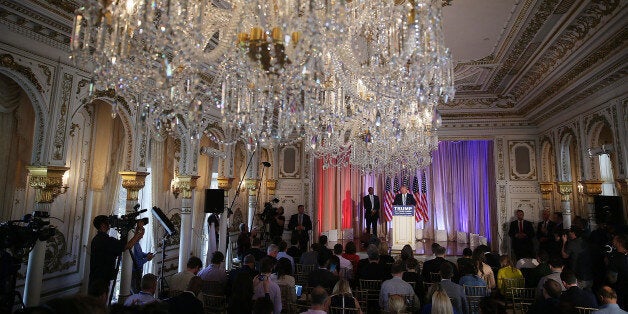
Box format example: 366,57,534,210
363,187,380,236
508,209,535,260
288,204,312,252
537,209,556,253
393,185,416,206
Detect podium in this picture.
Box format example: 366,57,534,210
391,205,416,250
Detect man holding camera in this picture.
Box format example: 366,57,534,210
89,215,144,292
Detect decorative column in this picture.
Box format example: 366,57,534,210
174,175,199,272
23,166,69,306
580,180,603,230
118,171,149,299
557,182,574,229
539,182,555,211
266,179,277,196
245,179,259,230
616,179,628,224
217,177,233,266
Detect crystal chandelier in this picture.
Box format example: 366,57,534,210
71,0,454,173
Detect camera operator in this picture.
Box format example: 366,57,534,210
269,206,285,240
130,220,153,294
89,215,144,292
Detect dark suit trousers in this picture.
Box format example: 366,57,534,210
366,215,377,235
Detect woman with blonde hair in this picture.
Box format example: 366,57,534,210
388,294,407,313
330,278,362,313
420,283,458,314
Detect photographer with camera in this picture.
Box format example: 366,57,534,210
130,219,153,294
89,215,144,294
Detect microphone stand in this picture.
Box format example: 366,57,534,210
250,164,267,239
227,149,256,221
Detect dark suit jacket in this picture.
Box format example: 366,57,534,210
166,291,203,314
308,268,339,294
421,257,459,282
363,194,380,221
560,286,598,308
508,219,535,249
393,193,416,206
288,213,312,232
536,220,556,242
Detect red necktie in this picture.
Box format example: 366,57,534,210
519,221,523,233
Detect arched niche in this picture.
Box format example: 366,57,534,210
587,118,616,180
0,73,36,221
540,137,556,182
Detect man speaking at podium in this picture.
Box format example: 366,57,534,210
393,186,416,206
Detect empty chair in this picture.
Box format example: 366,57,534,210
510,287,535,314
329,306,361,314
203,294,227,314
574,307,598,314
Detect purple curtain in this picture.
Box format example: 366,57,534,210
427,140,496,242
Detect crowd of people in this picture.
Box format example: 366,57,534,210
13,207,628,314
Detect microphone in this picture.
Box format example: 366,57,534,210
261,161,272,167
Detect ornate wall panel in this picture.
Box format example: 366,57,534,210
508,140,537,180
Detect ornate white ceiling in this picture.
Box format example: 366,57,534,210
1,0,626,127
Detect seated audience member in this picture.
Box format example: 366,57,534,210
528,250,552,288
300,243,320,267
318,235,333,261
527,279,563,314
266,243,279,261
475,244,500,270
342,241,361,272
379,240,395,266
559,268,597,309
227,265,254,314
253,257,282,314
169,256,202,292
536,256,565,300
309,251,340,293
124,273,158,306
515,247,539,269
380,261,419,311
420,283,459,314
439,262,468,314
472,247,496,290
400,244,420,269
165,276,203,314
595,286,627,314
330,279,361,312
248,237,267,261
496,255,523,296
422,245,458,282
226,254,258,298
478,296,506,314
356,244,391,282
303,286,329,314
271,257,296,302
402,257,426,302
286,236,302,260
276,241,295,273
388,294,407,314
236,223,251,261
29,295,108,314
457,248,474,273
334,243,353,279
87,279,109,307
198,251,227,284
252,297,275,314
458,261,489,296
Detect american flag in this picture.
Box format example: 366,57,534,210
413,173,429,222
383,178,394,222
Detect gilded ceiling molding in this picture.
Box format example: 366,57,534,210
0,54,43,92
512,0,621,100
488,0,561,92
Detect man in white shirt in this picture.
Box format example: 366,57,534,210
380,261,418,311
124,273,158,306
333,243,353,279
169,256,202,292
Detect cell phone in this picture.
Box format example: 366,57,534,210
329,263,337,272
295,285,303,297
259,275,266,281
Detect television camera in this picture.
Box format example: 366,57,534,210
0,211,56,312
107,204,149,235
260,198,280,224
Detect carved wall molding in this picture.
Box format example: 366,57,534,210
509,185,540,194
508,140,537,180
496,138,505,180
52,72,71,160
